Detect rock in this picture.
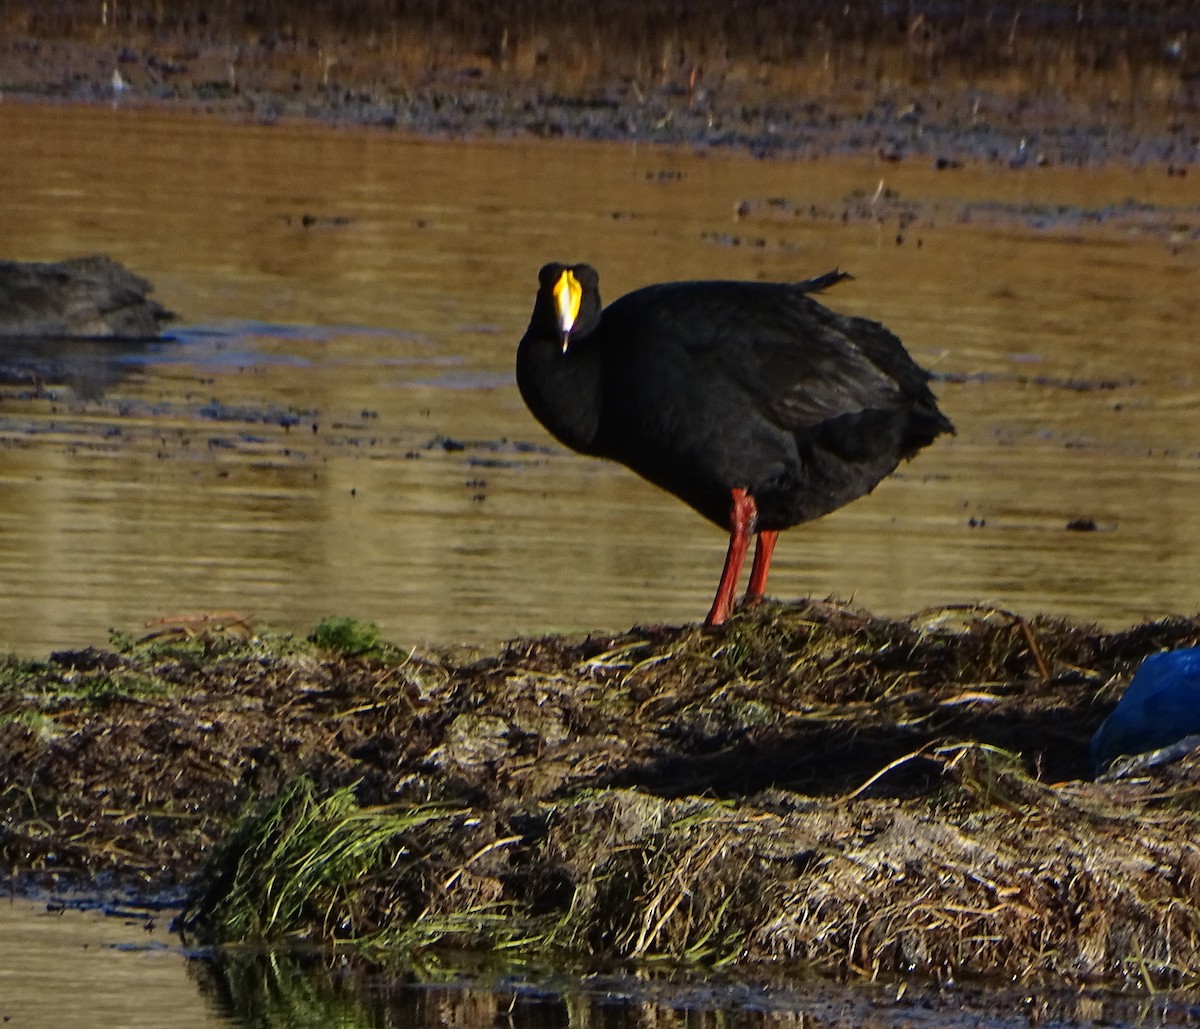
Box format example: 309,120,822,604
1091,646,1200,775
0,254,175,339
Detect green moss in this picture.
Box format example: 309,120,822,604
106,628,138,653
0,708,61,740
309,616,397,659
2,654,166,709
0,656,54,692
74,672,167,705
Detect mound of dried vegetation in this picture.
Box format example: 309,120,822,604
3,602,1200,986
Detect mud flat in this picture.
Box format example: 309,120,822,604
3,603,1200,987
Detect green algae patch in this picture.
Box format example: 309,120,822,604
5,601,1200,986
309,616,399,660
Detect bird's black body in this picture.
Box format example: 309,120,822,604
516,262,953,624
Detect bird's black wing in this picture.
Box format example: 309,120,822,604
609,280,920,431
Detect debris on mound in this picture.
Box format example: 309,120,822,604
3,602,1200,985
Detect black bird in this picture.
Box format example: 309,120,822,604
516,263,953,626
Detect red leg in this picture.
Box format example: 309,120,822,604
745,529,778,603
705,488,757,627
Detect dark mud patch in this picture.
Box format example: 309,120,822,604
0,381,553,479
4,602,1200,986
729,189,1200,258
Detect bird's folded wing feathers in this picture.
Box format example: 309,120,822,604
687,301,909,429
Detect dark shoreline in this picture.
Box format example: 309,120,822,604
2,2,1197,168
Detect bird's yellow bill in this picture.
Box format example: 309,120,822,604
553,269,583,351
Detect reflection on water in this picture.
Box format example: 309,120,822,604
2,899,1188,1029
1,103,1198,657
191,948,1200,1029
0,336,176,398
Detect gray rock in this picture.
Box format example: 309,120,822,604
0,254,174,339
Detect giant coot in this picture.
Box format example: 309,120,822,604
516,263,953,626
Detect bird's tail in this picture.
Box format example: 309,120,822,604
795,269,854,294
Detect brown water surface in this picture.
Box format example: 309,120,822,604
0,898,226,1027
1,103,1198,656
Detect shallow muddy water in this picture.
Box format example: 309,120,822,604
1,103,1198,656
0,897,220,1027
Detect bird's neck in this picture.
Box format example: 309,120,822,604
516,332,604,454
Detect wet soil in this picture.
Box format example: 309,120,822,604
5,603,1200,986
